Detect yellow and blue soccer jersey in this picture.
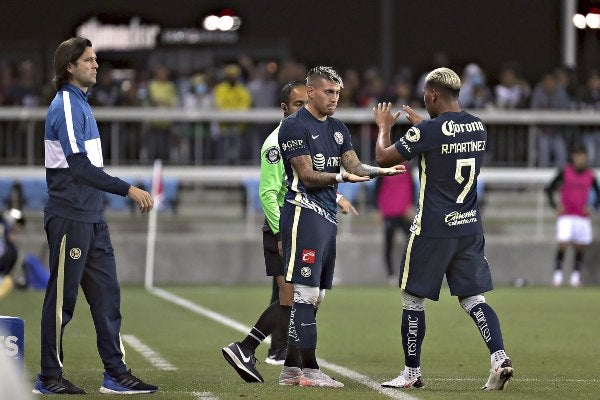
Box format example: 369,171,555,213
278,107,353,224
395,111,485,237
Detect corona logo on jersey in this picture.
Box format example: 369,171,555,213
441,120,485,137
0,335,19,357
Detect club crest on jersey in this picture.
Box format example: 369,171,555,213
334,131,344,145
69,248,81,260
300,266,312,278
265,146,280,164
405,127,421,142
302,249,316,264
313,153,325,170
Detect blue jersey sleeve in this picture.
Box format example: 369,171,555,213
279,117,309,160
394,121,437,161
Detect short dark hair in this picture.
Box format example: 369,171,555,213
571,143,587,155
280,80,305,104
306,66,344,88
53,37,92,90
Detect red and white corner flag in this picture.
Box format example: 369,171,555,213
151,159,164,208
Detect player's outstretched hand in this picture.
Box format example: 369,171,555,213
373,102,401,129
343,172,371,183
128,186,154,213
379,164,406,176
402,105,424,125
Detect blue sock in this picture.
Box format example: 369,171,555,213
401,309,425,368
288,302,317,349
469,303,505,353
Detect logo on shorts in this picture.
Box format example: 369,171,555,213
300,266,312,278
334,131,344,145
302,249,316,264
265,146,280,164
69,248,81,260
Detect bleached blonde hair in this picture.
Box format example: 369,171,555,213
425,67,461,92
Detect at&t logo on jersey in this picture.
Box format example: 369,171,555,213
313,153,326,170
0,335,19,358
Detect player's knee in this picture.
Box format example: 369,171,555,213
402,290,425,311
294,284,320,306
459,294,486,314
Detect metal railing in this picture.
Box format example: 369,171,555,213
1,107,599,167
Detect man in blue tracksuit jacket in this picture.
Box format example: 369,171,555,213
34,37,158,395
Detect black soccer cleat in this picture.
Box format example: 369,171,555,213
221,342,264,383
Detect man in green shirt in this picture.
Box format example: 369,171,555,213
222,81,355,383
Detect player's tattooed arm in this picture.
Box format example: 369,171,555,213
289,154,369,187
341,150,405,178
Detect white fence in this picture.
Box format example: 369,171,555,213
1,107,600,167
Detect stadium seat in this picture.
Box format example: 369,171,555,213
242,178,262,214
19,178,48,210
0,178,13,208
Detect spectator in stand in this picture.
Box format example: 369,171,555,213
494,64,530,109
338,68,361,108
554,66,578,107
5,60,40,107
578,70,600,166
530,71,572,167
358,66,386,108
145,64,178,163
90,66,122,162
459,63,492,109
0,61,13,105
213,64,252,164
180,72,214,164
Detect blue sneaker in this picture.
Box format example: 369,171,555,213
99,370,158,394
32,374,86,394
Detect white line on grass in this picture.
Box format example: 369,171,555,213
122,334,177,371
149,287,417,400
192,391,219,400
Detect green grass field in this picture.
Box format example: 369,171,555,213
2,284,599,399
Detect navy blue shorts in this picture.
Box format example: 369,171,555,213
263,229,284,277
281,202,337,289
399,233,493,300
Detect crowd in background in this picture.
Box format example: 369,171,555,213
0,54,599,166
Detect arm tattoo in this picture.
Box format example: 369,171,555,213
290,155,336,188
341,150,380,178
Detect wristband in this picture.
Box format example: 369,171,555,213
335,173,344,183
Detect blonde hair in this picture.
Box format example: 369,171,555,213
425,67,461,91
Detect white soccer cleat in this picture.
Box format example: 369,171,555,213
569,271,581,287
381,373,424,389
298,368,344,388
552,270,563,287
278,366,302,385
482,358,514,390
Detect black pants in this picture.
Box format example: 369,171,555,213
40,214,126,377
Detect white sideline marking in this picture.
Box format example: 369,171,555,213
149,287,417,400
192,391,219,400
122,334,177,371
